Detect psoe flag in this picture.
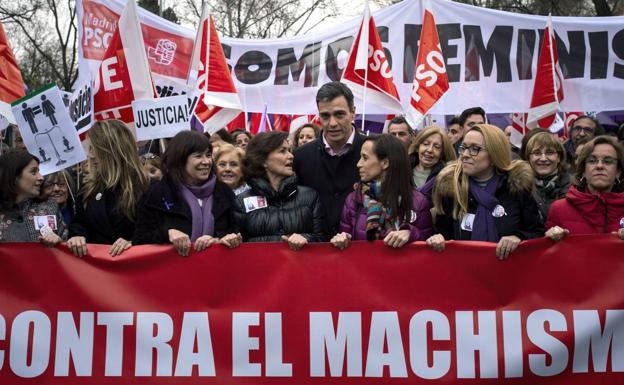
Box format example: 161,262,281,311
406,1,449,129
190,5,243,134
526,15,564,130
93,0,155,124
341,0,403,114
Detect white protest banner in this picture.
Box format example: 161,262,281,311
11,84,87,175
77,0,624,115
68,79,94,135
132,95,192,140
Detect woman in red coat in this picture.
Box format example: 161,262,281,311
545,136,624,241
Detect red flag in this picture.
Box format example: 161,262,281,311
289,114,314,133
509,112,528,148
226,112,248,132
406,3,449,129
92,0,155,125
249,109,272,135
0,21,24,104
273,114,291,132
190,6,242,134
341,1,403,114
526,16,564,129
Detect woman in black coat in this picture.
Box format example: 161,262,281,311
234,131,326,250
133,130,240,256
67,120,149,257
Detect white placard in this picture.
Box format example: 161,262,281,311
132,95,193,140
12,84,87,175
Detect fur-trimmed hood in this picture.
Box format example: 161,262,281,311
434,160,535,198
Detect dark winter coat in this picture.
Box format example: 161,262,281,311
233,175,326,242
132,177,238,245
532,172,571,222
339,187,433,241
293,132,366,236
69,187,136,244
546,185,624,234
433,161,545,241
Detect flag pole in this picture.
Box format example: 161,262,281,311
547,14,559,105
361,0,370,134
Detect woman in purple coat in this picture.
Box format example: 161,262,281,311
330,134,433,249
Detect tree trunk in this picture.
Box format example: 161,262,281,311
592,0,613,16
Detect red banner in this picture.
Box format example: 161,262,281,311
1,236,624,384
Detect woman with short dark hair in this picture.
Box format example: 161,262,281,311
133,130,241,255
331,134,433,249
234,131,326,250
0,150,66,245
525,132,571,221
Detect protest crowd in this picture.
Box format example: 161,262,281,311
2,79,624,259
1,0,624,260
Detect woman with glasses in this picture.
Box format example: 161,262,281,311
426,124,544,259
408,126,456,196
545,136,624,241
525,132,571,221
66,120,149,257
133,130,241,256
40,170,76,225
331,134,432,250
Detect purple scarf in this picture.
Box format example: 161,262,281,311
179,175,216,241
468,174,500,242
417,177,436,195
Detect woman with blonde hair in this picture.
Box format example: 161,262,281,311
408,126,456,195
214,143,250,196
67,120,149,257
525,132,571,221
426,124,543,259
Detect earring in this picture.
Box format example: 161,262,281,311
616,177,622,185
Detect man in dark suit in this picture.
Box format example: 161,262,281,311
293,82,366,237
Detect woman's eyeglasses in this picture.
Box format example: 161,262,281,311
458,144,483,157
586,156,617,166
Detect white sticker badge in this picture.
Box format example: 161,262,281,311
34,215,57,231
460,213,475,232
243,196,268,213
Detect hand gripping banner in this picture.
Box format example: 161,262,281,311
1,236,624,383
